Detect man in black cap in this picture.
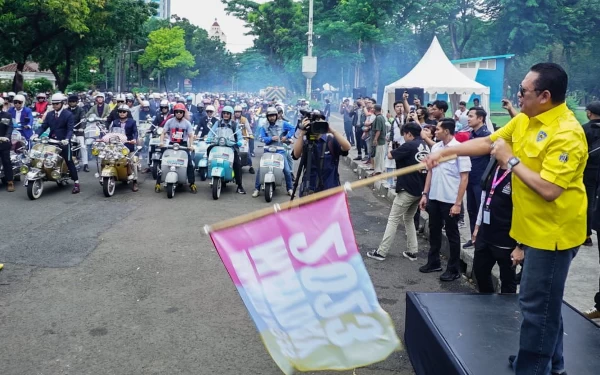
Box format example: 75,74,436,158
67,94,88,172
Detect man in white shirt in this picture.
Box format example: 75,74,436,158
454,101,469,130
418,118,471,281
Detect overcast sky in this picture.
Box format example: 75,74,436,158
171,0,268,54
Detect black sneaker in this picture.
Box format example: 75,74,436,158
366,250,386,261
419,263,442,273
353,156,362,161
403,251,417,261
237,185,246,194
248,167,255,174
463,240,473,249
583,237,593,247
440,270,461,282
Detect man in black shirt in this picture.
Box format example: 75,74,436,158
582,101,600,247
472,159,517,293
367,122,430,261
0,97,15,192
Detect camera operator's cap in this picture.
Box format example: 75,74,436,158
587,101,600,116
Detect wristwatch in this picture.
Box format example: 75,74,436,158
507,157,520,171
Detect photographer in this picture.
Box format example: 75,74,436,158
292,114,351,197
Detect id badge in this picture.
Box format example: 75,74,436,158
483,209,491,225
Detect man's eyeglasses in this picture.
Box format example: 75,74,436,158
52,102,62,105
519,84,542,97
118,110,128,114
13,101,23,104
117,100,125,104
174,110,185,115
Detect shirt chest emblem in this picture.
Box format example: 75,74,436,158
536,130,547,142
502,182,511,195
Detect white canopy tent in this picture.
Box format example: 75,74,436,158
382,37,493,132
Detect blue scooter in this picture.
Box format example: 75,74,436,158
207,127,237,200
192,137,209,181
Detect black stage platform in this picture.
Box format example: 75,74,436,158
405,292,600,375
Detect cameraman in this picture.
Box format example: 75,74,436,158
292,115,351,196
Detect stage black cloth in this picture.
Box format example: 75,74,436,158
405,292,600,375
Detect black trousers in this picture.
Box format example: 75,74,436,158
473,239,517,294
354,126,365,156
427,199,461,273
0,149,13,181
206,145,243,186
156,148,194,185
60,145,78,181
595,243,600,309
584,178,596,237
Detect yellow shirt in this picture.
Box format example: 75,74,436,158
490,104,587,250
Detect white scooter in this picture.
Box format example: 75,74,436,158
159,142,190,199
258,146,286,202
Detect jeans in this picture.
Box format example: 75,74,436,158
466,182,483,234
75,136,88,165
386,167,395,186
255,152,292,191
584,177,596,237
473,240,516,293
595,243,600,309
513,245,579,375
427,199,461,273
354,127,365,156
344,121,355,144
249,138,255,155
377,191,421,257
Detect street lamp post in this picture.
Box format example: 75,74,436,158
302,0,317,99
89,69,97,88
120,48,144,92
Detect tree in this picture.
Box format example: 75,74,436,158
138,27,196,92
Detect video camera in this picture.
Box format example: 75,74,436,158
298,109,329,136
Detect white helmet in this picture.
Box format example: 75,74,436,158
153,93,161,99
205,105,216,112
51,93,64,103
160,99,170,107
234,105,243,112
36,93,47,99
13,94,26,103
0,97,4,106
95,92,105,99
115,94,126,102
7,92,15,97
141,100,150,107
118,104,130,112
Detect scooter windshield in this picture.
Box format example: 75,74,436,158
213,127,235,147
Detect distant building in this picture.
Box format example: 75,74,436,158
146,0,170,19
209,18,227,44
451,54,515,103
0,62,56,88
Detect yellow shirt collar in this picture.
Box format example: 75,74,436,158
532,103,569,126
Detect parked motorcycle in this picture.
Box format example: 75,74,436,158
21,137,80,200
207,127,237,200
192,137,209,181
91,129,142,197
159,142,190,199
258,146,286,202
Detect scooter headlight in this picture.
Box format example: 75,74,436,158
50,170,61,179
121,147,130,156
92,148,99,156
218,137,226,146
268,146,277,153
172,143,180,151
20,166,29,175
36,161,43,168
169,166,176,172
43,159,55,169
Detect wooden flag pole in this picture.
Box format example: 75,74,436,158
205,155,457,233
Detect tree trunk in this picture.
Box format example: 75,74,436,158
12,61,26,93
371,44,380,101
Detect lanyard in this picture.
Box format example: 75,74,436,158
485,166,510,209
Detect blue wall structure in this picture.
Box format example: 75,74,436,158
451,55,514,105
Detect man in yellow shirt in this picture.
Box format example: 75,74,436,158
425,63,586,375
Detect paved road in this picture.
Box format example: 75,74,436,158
0,118,473,375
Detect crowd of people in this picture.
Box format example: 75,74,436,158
345,62,598,375
0,91,349,199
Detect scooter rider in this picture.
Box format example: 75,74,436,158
106,94,130,126
32,93,81,194
9,94,34,141
252,107,294,197
0,97,15,192
67,94,89,172
111,105,139,192
206,105,247,194
196,104,218,139
156,103,197,194
234,105,255,174
143,99,172,173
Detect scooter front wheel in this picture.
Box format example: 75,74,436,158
212,177,221,200
265,183,274,203
152,164,160,180
199,167,207,181
167,182,175,199
27,179,44,200
103,176,116,197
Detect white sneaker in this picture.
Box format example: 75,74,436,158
252,190,260,197
287,189,293,196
